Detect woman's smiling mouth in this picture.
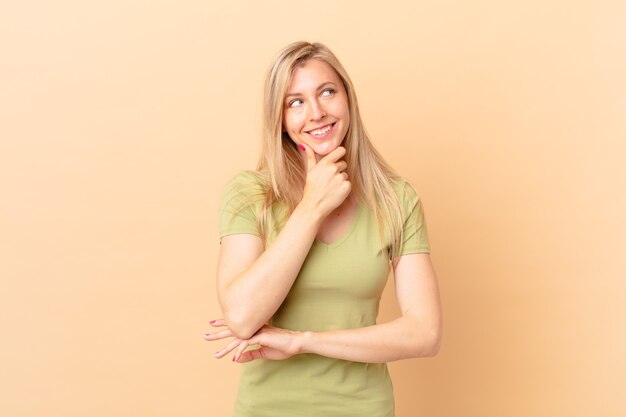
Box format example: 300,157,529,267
306,122,336,139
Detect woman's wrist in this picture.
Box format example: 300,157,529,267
297,331,316,354
294,200,325,226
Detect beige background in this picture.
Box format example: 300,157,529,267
1,1,625,416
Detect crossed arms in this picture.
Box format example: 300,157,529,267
216,203,442,362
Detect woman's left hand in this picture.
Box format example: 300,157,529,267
203,319,305,363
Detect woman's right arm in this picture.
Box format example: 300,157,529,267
216,201,323,340
216,145,350,340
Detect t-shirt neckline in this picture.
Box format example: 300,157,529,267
313,202,363,249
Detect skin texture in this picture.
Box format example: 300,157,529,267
208,58,442,364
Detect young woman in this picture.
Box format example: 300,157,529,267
204,41,442,417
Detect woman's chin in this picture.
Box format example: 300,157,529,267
311,140,343,156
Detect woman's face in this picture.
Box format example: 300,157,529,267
282,59,350,161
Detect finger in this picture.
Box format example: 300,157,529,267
209,319,226,327
238,348,264,363
321,146,346,163
341,172,348,181
233,340,251,362
336,160,348,172
203,328,233,341
301,143,317,172
214,338,242,359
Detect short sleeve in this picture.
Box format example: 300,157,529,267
398,181,431,255
218,171,265,243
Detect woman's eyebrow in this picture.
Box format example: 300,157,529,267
285,82,337,99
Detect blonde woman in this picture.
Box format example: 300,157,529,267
204,41,442,417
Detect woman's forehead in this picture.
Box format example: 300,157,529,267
287,60,341,92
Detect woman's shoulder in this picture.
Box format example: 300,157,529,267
221,169,270,205
389,176,420,199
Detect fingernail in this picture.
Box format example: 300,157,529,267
232,356,236,362
209,320,216,324
299,144,305,152
203,333,210,337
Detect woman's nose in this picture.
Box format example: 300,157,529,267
309,100,327,121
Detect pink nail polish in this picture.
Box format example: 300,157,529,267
232,356,236,362
209,320,216,324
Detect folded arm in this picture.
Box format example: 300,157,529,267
217,203,324,340
298,253,442,362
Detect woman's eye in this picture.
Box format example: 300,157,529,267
322,88,335,97
289,99,303,108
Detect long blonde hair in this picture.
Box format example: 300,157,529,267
252,41,406,261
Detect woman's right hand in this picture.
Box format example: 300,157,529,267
299,144,351,218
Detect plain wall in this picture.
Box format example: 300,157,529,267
1,1,624,416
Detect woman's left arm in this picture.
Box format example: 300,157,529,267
205,253,442,363
299,253,442,363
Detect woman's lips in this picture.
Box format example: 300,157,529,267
306,122,335,140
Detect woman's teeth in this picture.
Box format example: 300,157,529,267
308,123,333,137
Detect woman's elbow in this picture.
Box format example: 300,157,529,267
425,327,442,357
428,334,441,357
224,312,258,340
219,295,254,339
413,326,441,358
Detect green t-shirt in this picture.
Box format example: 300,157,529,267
219,170,430,417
